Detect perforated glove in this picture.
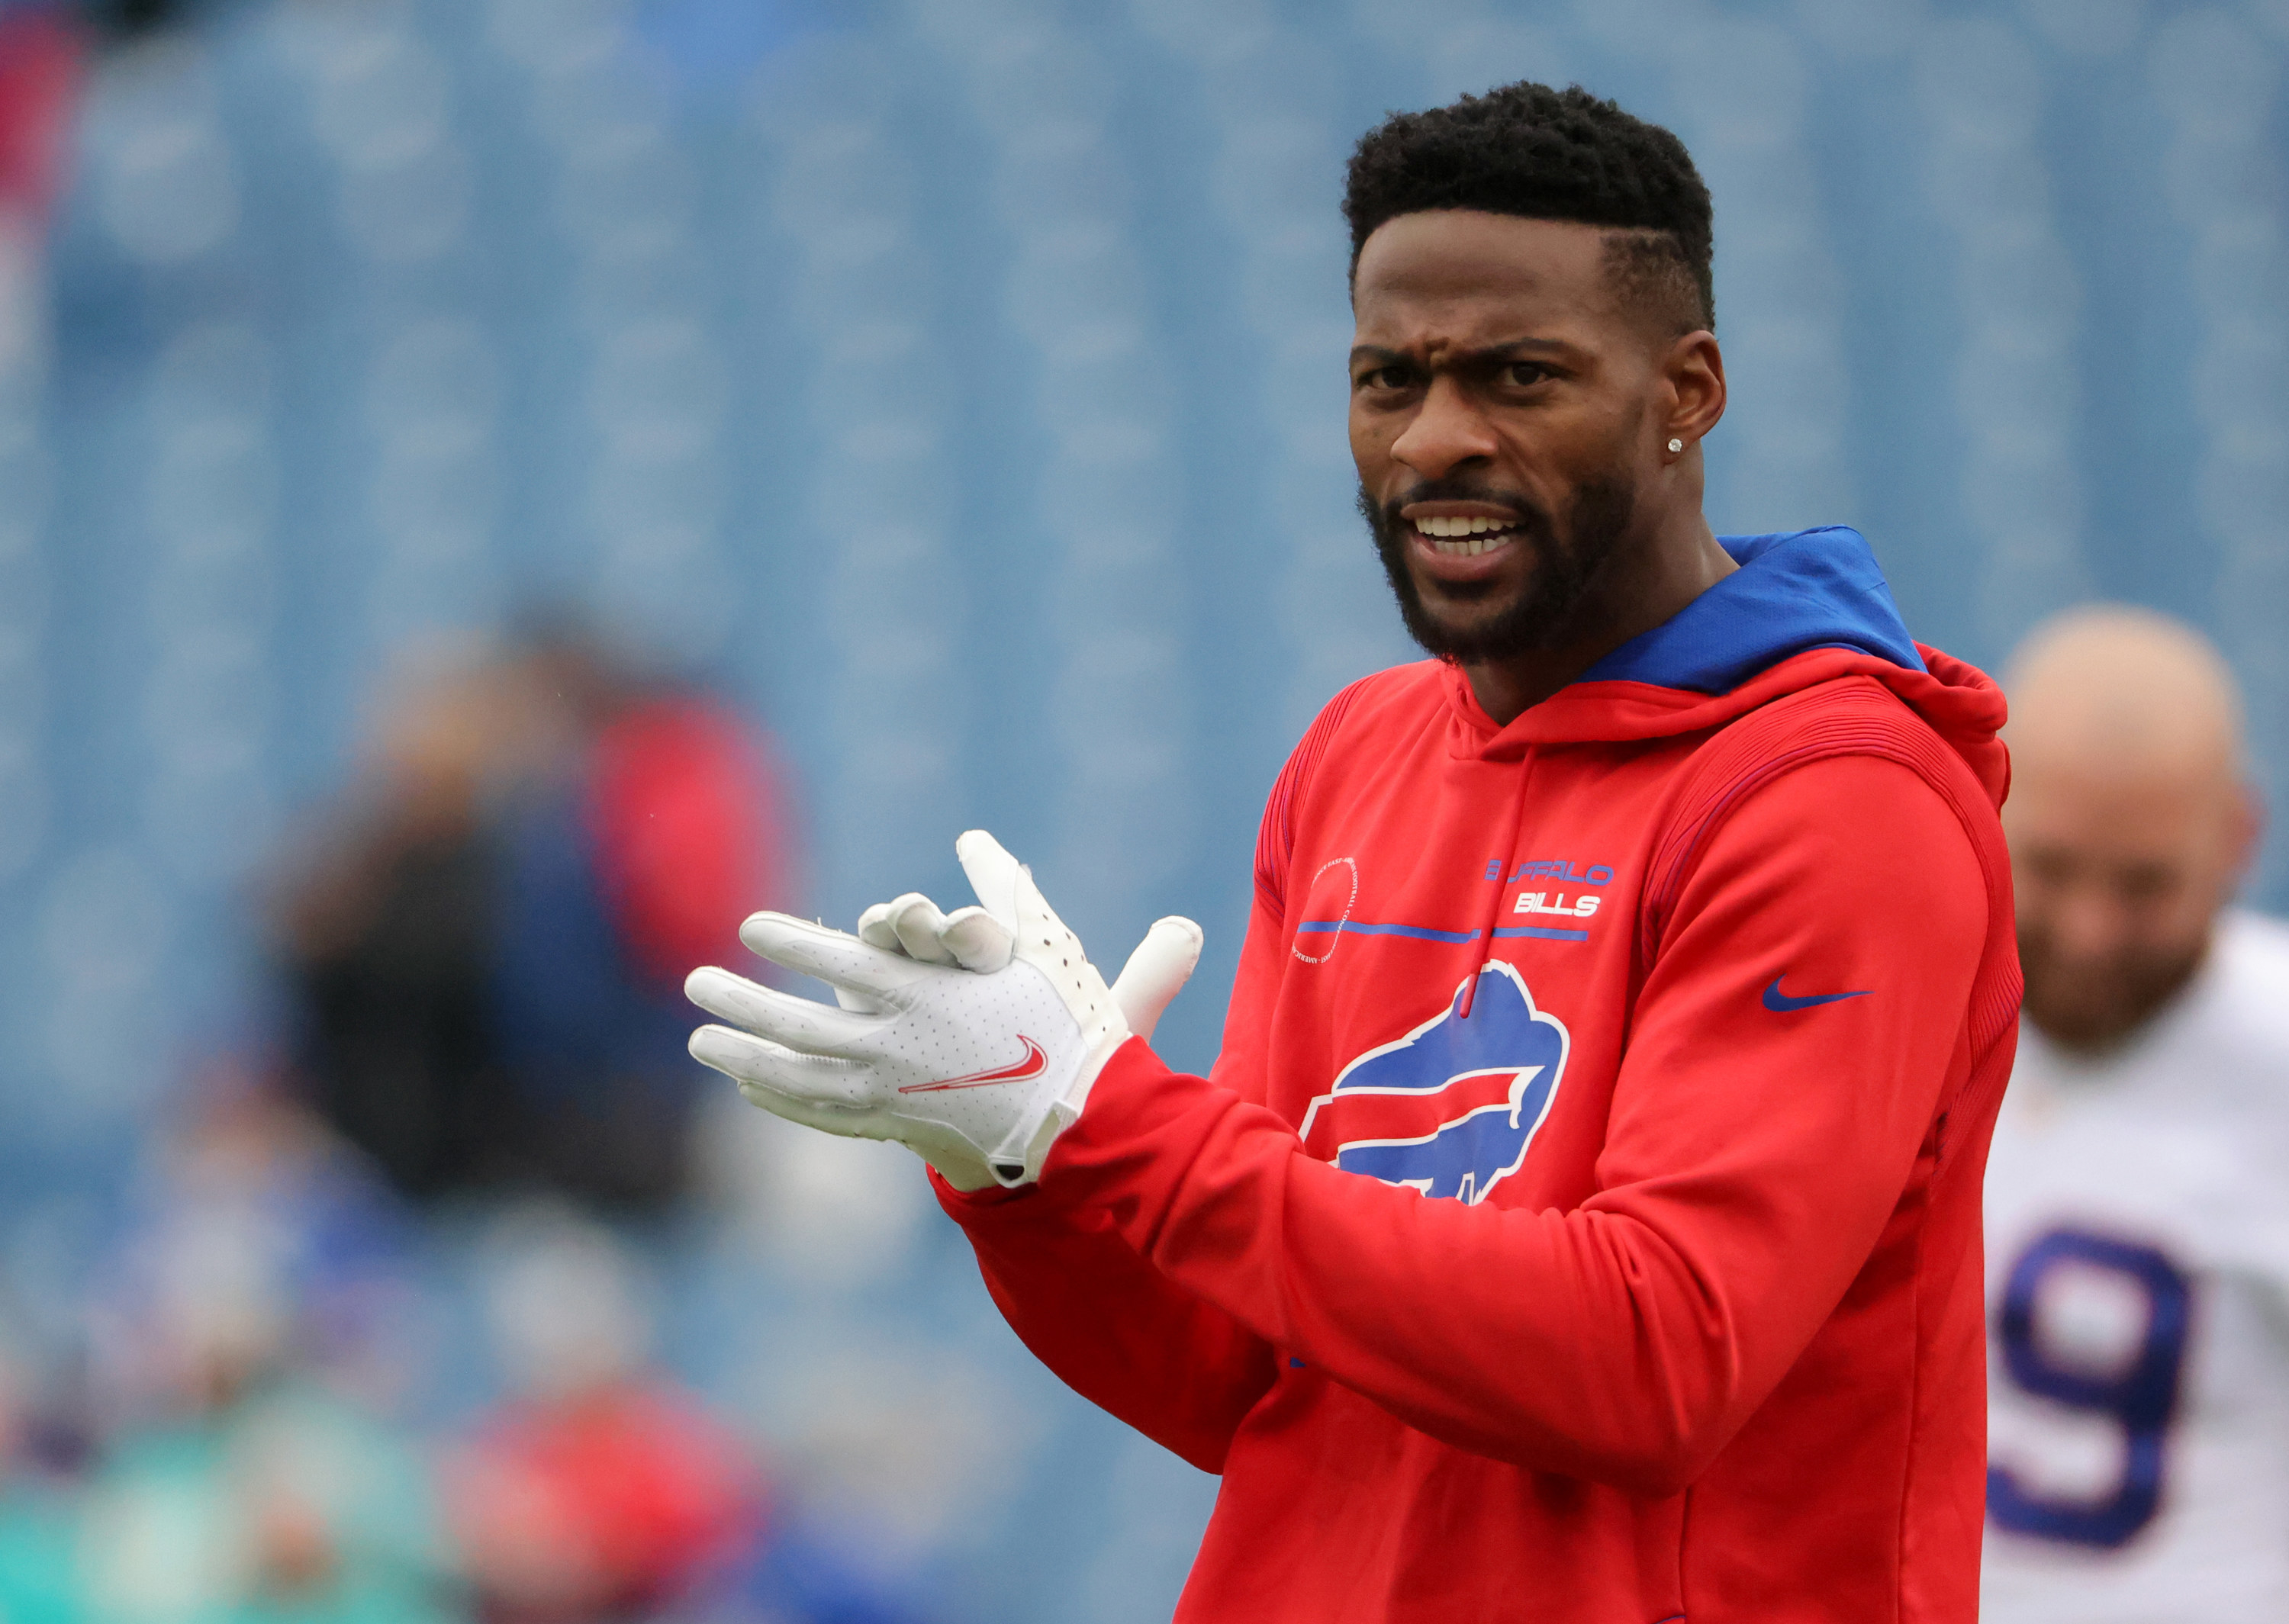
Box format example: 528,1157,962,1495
687,831,1201,1191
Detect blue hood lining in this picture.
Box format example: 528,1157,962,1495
1575,527,1924,696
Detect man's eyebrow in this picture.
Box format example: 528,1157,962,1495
1347,337,1573,367
1470,337,1569,359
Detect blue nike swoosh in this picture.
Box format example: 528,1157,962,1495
1763,976,1872,1013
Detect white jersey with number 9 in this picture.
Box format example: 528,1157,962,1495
1983,910,2289,1621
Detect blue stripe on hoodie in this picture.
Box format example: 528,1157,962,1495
1577,526,1925,696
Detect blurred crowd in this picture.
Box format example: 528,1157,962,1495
71,1084,758,1624
0,625,954,1624
0,1100,935,1624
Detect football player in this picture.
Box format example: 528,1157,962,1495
1983,606,2289,1619
687,84,2020,1620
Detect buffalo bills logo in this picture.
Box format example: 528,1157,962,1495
1299,962,1568,1205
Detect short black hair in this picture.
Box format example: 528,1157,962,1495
1343,82,1714,336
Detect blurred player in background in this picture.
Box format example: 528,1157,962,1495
1983,606,2289,1619
689,83,2020,1620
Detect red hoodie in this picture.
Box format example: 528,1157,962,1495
938,529,2020,1622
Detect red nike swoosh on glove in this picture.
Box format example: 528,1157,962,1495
897,1035,1049,1093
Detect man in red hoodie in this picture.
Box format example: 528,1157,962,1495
687,82,2019,1622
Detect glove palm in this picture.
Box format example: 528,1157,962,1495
687,831,1199,1189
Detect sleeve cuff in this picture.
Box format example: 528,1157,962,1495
930,1037,1197,1222
928,1163,1035,1214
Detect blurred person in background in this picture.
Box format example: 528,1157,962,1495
271,623,797,1213
444,1209,758,1624
86,1050,427,1412
1983,606,2289,1617
78,1054,454,1624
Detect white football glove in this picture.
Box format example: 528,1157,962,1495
687,830,1202,1191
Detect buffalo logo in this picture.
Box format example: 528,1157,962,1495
1299,961,1568,1205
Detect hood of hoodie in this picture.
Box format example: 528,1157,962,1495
1442,526,2009,806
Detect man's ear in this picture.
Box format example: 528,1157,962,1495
1663,330,1726,445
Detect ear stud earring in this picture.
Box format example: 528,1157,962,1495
1667,438,1684,454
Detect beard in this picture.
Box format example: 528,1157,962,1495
1361,474,1637,664
2017,925,2209,1053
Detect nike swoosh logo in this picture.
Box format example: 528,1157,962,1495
1763,976,1872,1013
897,1035,1049,1094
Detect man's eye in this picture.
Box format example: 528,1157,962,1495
1359,367,1411,390
2116,868,2178,905
1505,362,1550,386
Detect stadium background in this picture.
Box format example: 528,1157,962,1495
0,0,2285,1618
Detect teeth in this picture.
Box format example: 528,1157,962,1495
1414,514,1519,539
1413,514,1519,556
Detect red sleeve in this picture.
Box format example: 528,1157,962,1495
935,1173,1279,1471
932,893,1293,1471
1031,754,1987,1495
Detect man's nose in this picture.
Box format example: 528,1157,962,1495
2048,885,2136,963
1389,377,1499,481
